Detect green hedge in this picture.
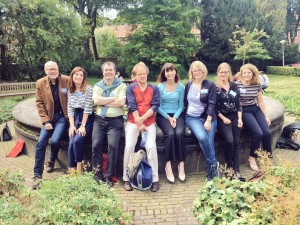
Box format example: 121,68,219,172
267,66,300,76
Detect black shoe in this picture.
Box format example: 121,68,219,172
106,178,114,189
93,175,105,184
235,171,246,182
31,175,42,190
45,161,55,173
150,182,159,192
123,181,133,191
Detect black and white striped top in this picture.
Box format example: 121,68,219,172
235,80,262,107
67,85,93,116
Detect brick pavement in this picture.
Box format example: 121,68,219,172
1,116,300,225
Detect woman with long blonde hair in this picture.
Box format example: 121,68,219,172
184,61,219,181
216,63,244,180
235,63,272,172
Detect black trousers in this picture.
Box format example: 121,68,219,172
217,115,241,172
92,115,124,180
242,105,272,158
156,114,186,162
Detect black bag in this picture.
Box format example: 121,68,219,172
276,122,300,150
0,123,12,142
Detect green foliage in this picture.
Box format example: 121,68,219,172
193,158,300,225
267,66,297,76
198,0,260,62
119,0,200,80
1,0,84,80
95,28,122,58
230,27,271,65
0,97,24,124
0,171,132,225
193,178,266,224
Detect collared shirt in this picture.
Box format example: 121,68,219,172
48,75,63,114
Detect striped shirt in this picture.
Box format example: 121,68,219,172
67,85,93,116
235,80,262,106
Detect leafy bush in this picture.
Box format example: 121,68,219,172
0,97,24,124
267,66,297,76
193,155,300,225
0,171,132,225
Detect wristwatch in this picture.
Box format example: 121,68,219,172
81,123,86,127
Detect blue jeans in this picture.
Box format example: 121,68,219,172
34,114,68,177
185,115,218,175
68,109,94,167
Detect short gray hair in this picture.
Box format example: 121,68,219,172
101,61,116,72
44,61,58,69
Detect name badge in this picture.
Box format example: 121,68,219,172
239,88,246,94
200,89,208,94
77,92,83,97
61,88,68,93
229,90,237,97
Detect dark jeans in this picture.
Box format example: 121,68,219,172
242,105,272,158
156,114,186,162
217,115,241,172
68,109,94,167
92,115,124,180
34,114,68,177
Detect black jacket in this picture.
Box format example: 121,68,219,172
184,80,217,121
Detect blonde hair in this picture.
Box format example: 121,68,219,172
239,63,260,84
131,62,149,78
216,63,233,88
188,61,208,81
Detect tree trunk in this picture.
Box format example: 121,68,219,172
0,44,8,80
91,8,98,61
83,37,92,59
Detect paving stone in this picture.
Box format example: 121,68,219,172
1,117,300,225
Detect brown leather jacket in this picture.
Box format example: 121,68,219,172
35,75,69,124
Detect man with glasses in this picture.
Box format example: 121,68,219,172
32,61,69,189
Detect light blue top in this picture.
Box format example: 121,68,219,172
157,82,184,119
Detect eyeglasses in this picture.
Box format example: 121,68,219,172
192,69,202,73
219,71,229,74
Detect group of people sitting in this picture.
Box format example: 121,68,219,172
31,60,272,192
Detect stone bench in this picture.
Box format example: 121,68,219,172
12,97,285,174
0,82,36,98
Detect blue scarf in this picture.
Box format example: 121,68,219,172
96,77,122,118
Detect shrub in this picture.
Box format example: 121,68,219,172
0,97,24,124
0,171,132,225
193,154,300,225
267,66,297,76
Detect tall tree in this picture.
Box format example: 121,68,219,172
4,0,83,80
119,0,200,78
198,0,260,63
0,0,19,80
230,27,271,65
95,27,122,57
286,0,300,43
63,0,128,61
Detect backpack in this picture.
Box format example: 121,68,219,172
128,159,152,191
0,123,12,142
276,122,300,150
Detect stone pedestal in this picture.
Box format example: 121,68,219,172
13,96,285,174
